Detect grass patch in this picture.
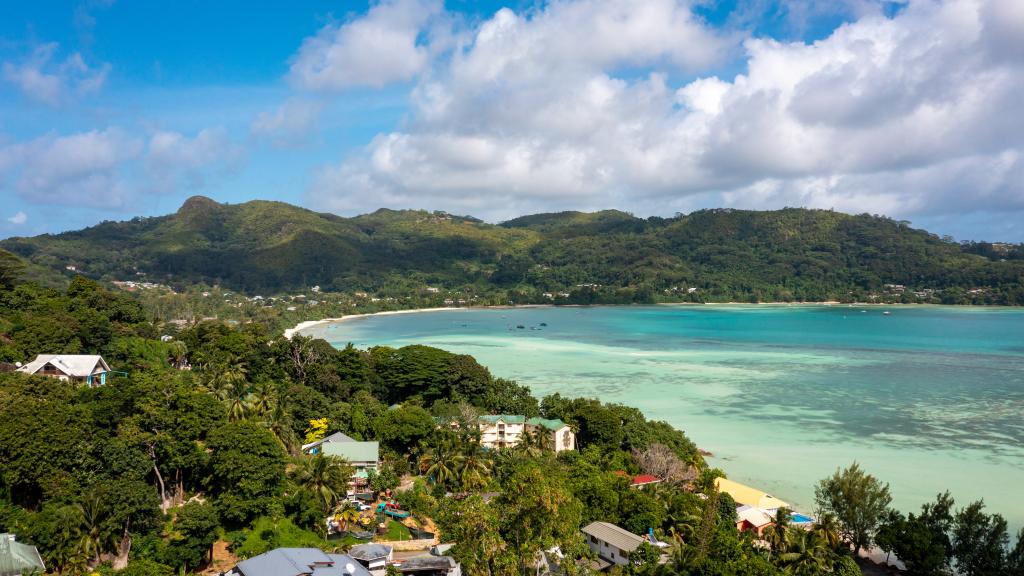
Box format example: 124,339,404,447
380,519,411,541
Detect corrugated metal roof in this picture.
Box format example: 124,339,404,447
525,417,568,430
302,431,358,452
0,534,45,576
581,522,645,553
398,555,457,573
479,415,526,424
736,505,774,528
322,441,379,463
478,415,568,429
348,544,392,561
16,355,109,378
235,549,370,576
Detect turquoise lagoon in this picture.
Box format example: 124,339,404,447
304,305,1024,530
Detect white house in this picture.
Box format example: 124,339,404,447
476,415,575,453
16,355,112,387
581,522,646,568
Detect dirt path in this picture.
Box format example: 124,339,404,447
201,540,238,575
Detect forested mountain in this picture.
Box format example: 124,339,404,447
3,196,1023,304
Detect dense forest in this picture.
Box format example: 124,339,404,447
3,196,1023,304
2,257,1024,576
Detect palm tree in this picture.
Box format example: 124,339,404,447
419,442,458,490
168,341,188,369
289,454,354,513
764,507,793,556
78,493,114,565
779,531,832,575
249,381,277,417
516,427,548,457
335,503,362,532
45,503,86,574
455,444,492,492
811,512,842,552
262,400,300,455
225,392,251,422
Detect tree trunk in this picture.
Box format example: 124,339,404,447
113,528,132,570
143,442,170,511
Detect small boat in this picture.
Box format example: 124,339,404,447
883,311,892,316
539,322,548,327
516,325,525,329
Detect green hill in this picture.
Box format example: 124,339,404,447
2,198,1023,304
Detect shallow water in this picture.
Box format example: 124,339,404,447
306,305,1024,531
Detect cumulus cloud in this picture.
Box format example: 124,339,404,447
7,212,27,225
250,98,325,147
0,127,243,210
306,0,1024,231
288,0,445,90
2,43,111,106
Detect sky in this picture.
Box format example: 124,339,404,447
0,0,1022,241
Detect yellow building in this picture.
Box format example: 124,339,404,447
715,478,789,509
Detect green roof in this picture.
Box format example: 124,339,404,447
526,417,568,430
0,534,45,576
478,415,568,430
479,415,526,424
322,441,379,464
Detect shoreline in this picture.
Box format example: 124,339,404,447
282,301,1010,339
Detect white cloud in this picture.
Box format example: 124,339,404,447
1,43,111,106
307,0,1024,230
145,128,243,194
250,98,325,147
0,127,243,209
288,0,445,90
7,212,27,225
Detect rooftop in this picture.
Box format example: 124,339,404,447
478,415,568,429
302,431,359,452
234,548,370,576
397,555,458,573
0,534,45,576
581,522,645,553
348,543,392,561
736,505,774,528
16,354,110,378
321,441,379,465
715,478,789,509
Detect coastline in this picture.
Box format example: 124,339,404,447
282,300,999,339
284,304,565,338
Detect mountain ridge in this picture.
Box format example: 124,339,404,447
2,197,1022,304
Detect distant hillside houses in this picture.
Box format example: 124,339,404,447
476,415,576,452
15,354,112,387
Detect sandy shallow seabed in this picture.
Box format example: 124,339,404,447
293,304,1024,534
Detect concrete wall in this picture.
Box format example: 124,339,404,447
375,538,436,552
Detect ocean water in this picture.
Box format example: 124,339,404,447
305,305,1024,531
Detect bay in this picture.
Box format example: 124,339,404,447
304,305,1024,531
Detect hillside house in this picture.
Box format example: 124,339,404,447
477,415,575,452
15,355,112,387
581,522,646,569
735,505,774,537
303,432,379,480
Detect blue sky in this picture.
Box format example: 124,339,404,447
1,0,1022,241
